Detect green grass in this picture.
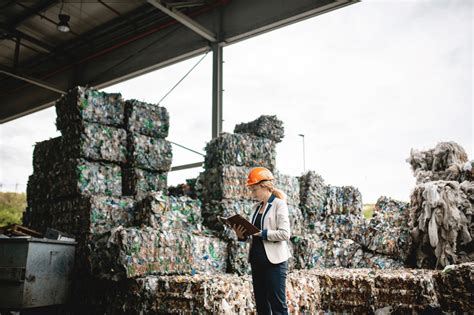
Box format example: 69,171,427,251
362,204,375,219
0,192,27,227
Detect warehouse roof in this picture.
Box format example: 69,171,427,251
0,0,358,123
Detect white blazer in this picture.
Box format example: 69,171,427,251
241,194,292,264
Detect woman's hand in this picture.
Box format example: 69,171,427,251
232,224,247,239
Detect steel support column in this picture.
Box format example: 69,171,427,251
212,43,223,138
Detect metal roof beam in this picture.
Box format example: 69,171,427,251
7,0,58,28
0,66,65,94
147,0,216,42
0,1,16,12
1,27,53,52
170,162,203,171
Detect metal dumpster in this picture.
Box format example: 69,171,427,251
0,237,76,310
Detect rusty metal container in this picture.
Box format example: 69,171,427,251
0,237,76,310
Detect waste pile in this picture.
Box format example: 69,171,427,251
325,185,363,216
27,158,122,203
91,226,227,280
295,170,413,269
299,171,326,219
196,116,307,275
25,87,131,249
410,181,472,268
23,195,136,238
71,264,473,314
195,116,407,272
433,262,473,311
23,195,136,276
123,99,171,198
407,141,471,184
274,170,301,208
299,171,363,220
197,165,252,202
55,86,124,130
234,114,285,143
203,132,276,170
22,93,474,313
73,271,320,314
407,142,473,268
198,116,287,238
135,192,202,230
23,87,175,278
290,234,405,270
356,196,412,262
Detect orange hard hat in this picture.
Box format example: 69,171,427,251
246,167,274,186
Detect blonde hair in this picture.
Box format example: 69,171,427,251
258,180,287,201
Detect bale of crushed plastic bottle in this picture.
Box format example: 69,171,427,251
433,262,474,312
197,166,300,206
134,192,202,231
33,131,126,172
274,171,300,207
226,239,251,275
23,195,135,237
303,213,366,242
80,271,321,314
56,86,124,131
290,235,327,269
354,196,412,261
196,165,252,202
203,133,276,170
299,171,327,217
325,185,363,216
234,115,284,143
90,226,227,280
27,159,122,202
124,99,169,138
127,133,172,171
60,122,127,163
122,168,167,199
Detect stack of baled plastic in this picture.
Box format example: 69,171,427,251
73,271,323,314
355,196,412,266
407,142,473,268
198,117,284,234
71,263,474,314
23,87,227,282
362,202,409,268
27,87,127,205
293,170,375,269
23,87,134,275
197,115,303,275
123,99,171,198
90,192,228,280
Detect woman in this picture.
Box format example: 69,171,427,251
232,167,292,315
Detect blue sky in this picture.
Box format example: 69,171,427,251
1,0,472,203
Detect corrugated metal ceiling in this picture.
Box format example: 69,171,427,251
0,0,358,122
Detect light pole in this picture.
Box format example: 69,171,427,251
298,134,306,173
